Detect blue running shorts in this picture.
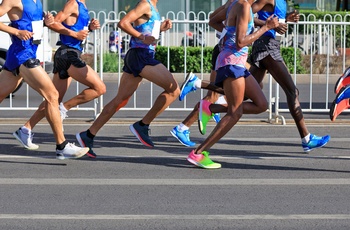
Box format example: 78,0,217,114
123,48,161,77
215,65,251,88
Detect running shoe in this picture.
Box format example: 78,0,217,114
170,126,196,147
302,134,330,152
13,128,39,150
179,72,199,101
76,131,97,158
330,85,350,121
129,122,154,147
334,66,350,94
213,113,221,123
56,142,89,160
187,150,221,169
198,99,213,135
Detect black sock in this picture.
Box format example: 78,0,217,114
139,120,148,126
56,140,68,150
86,129,95,139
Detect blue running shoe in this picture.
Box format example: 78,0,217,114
213,113,221,123
302,134,330,152
76,131,97,158
170,126,196,147
130,122,154,148
179,72,198,101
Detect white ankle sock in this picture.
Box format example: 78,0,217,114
302,133,311,144
21,126,31,134
194,79,202,89
177,123,189,132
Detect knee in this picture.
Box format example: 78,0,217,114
169,85,180,98
96,82,106,96
44,89,59,105
258,99,268,113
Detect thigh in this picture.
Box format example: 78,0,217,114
116,72,143,100
140,64,178,92
249,64,267,84
0,70,22,101
223,77,245,112
19,65,58,99
67,65,103,89
244,75,266,104
261,56,295,91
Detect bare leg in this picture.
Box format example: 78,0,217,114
139,64,180,124
19,66,65,144
251,56,308,138
196,76,246,153
0,71,23,103
88,72,141,135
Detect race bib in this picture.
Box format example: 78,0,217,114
32,20,43,41
152,20,161,39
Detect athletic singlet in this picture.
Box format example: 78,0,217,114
216,0,254,69
60,0,89,51
257,0,286,38
4,0,43,71
129,0,160,51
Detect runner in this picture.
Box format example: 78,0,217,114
13,0,106,159
186,0,279,169
0,0,88,159
76,0,180,156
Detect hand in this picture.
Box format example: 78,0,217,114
275,23,288,35
16,30,33,41
44,11,54,26
265,15,279,30
287,10,299,23
75,30,89,41
160,19,172,32
143,35,156,45
89,18,100,31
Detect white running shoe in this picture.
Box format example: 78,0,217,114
56,142,89,160
13,128,39,150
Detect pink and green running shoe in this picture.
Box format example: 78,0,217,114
187,150,221,169
198,99,214,135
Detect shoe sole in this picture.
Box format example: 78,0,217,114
129,125,154,148
169,130,195,147
187,157,221,169
75,133,97,158
12,131,39,150
198,100,206,135
56,147,89,160
179,72,194,101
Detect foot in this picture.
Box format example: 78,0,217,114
302,134,330,152
76,131,97,158
170,126,195,147
13,128,39,150
330,85,350,121
198,100,214,135
129,122,154,147
56,142,89,160
212,113,221,123
334,66,350,94
179,72,198,101
187,150,221,169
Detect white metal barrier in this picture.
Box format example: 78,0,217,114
1,11,349,124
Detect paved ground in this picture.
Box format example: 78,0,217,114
1,118,350,229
